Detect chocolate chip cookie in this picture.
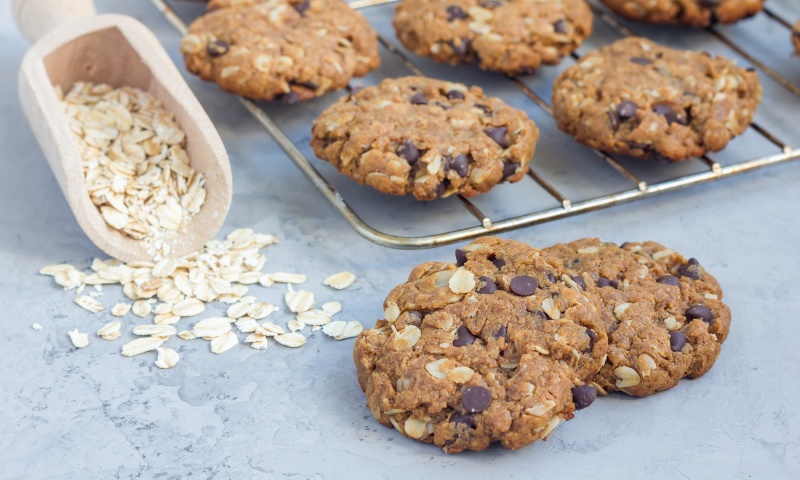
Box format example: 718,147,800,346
393,0,594,75
180,0,380,103
353,237,606,452
600,0,763,27
311,77,539,200
552,37,762,162
545,238,731,397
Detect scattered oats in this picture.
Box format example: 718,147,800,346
322,301,342,316
285,287,314,313
32,323,43,331
270,272,307,284
210,330,239,354
238,271,262,285
256,322,285,336
132,324,177,337
75,295,105,313
287,319,305,332
235,317,258,333
274,332,306,348
132,299,152,318
192,317,233,339
296,310,332,326
68,329,89,348
227,300,253,319
249,335,269,350
248,302,276,320
121,336,165,356
172,298,205,317
323,271,356,290
178,330,197,340
39,264,75,276
155,347,180,369
312,325,321,332
111,303,131,317
258,274,275,287
154,313,180,325
97,321,122,340
154,302,173,315
152,258,178,278
448,267,476,294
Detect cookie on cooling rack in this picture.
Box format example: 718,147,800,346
551,37,762,162
353,237,606,453
179,0,380,103
600,0,763,27
545,238,731,397
393,0,593,75
794,21,800,55
310,77,539,200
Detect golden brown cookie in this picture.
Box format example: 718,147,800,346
180,0,380,103
552,37,762,162
794,20,800,55
311,77,539,200
353,237,606,452
600,0,763,27
393,0,593,74
545,238,731,397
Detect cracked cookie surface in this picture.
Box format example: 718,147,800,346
545,238,731,397
311,77,539,200
551,37,762,162
353,237,606,452
601,0,763,27
180,0,379,102
393,0,593,74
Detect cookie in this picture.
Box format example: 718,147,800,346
552,37,762,162
545,238,731,397
600,0,763,26
353,237,607,452
180,0,380,103
794,21,800,55
311,77,539,200
393,0,593,75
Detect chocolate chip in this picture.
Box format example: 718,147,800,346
509,276,537,296
547,273,556,284
617,101,639,119
449,38,471,58
475,104,491,114
630,56,653,66
477,276,498,294
277,92,300,104
445,5,468,21
652,152,672,164
686,304,714,325
571,275,586,290
397,140,420,165
455,248,467,267
479,0,501,8
571,385,597,410
407,310,423,321
461,386,492,413
585,328,597,353
410,92,428,105
653,104,687,126
535,310,547,320
501,162,517,180
678,258,702,280
494,325,507,340
608,111,621,131
698,0,720,6
657,275,681,288
445,90,465,100
626,140,650,150
670,331,688,351
450,413,474,428
454,326,476,346
446,154,469,177
435,181,447,197
553,19,567,34
207,39,230,57
293,0,310,14
597,277,618,289
485,126,509,148
492,258,506,269
292,80,318,91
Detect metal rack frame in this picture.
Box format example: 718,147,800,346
150,0,800,248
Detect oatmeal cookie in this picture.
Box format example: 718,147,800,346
311,77,539,200
552,37,762,162
545,238,731,397
393,0,593,74
601,0,763,27
353,237,606,452
180,0,380,102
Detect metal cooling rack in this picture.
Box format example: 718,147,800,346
150,0,800,248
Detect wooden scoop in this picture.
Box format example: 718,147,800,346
14,0,232,262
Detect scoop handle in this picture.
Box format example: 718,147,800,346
12,0,97,44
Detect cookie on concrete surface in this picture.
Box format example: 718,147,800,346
180,0,380,103
551,37,762,162
545,238,731,397
601,0,763,26
393,0,593,75
353,237,606,452
311,77,539,200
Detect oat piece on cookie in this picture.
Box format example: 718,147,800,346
311,77,539,200
180,0,380,103
551,37,762,162
601,0,763,27
545,238,731,397
353,237,606,452
393,0,593,75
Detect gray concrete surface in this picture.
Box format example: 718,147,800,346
1,1,798,478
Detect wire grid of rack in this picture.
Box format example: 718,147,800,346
150,0,800,248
